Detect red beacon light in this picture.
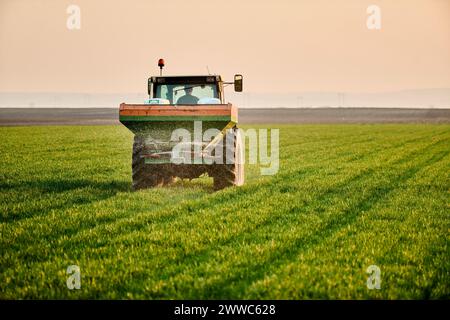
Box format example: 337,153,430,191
158,58,165,75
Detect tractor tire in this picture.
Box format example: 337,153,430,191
213,127,245,190
132,135,173,190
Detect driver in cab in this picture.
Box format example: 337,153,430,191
176,86,199,104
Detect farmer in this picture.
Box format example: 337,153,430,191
176,86,199,105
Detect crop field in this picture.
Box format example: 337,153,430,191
1,124,449,299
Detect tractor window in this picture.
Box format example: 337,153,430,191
155,84,218,104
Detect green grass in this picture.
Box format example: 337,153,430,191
1,124,449,299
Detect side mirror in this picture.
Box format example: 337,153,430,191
234,74,243,92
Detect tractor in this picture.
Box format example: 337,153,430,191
119,59,244,190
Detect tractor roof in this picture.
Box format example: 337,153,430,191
150,75,222,84
154,75,222,78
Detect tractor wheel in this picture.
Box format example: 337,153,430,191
132,136,173,190
213,127,245,190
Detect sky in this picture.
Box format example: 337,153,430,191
0,0,449,94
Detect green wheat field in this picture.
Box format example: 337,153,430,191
1,124,449,299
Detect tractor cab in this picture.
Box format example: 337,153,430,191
148,75,243,105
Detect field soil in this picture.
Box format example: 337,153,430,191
0,107,449,125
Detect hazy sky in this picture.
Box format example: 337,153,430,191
0,0,449,94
